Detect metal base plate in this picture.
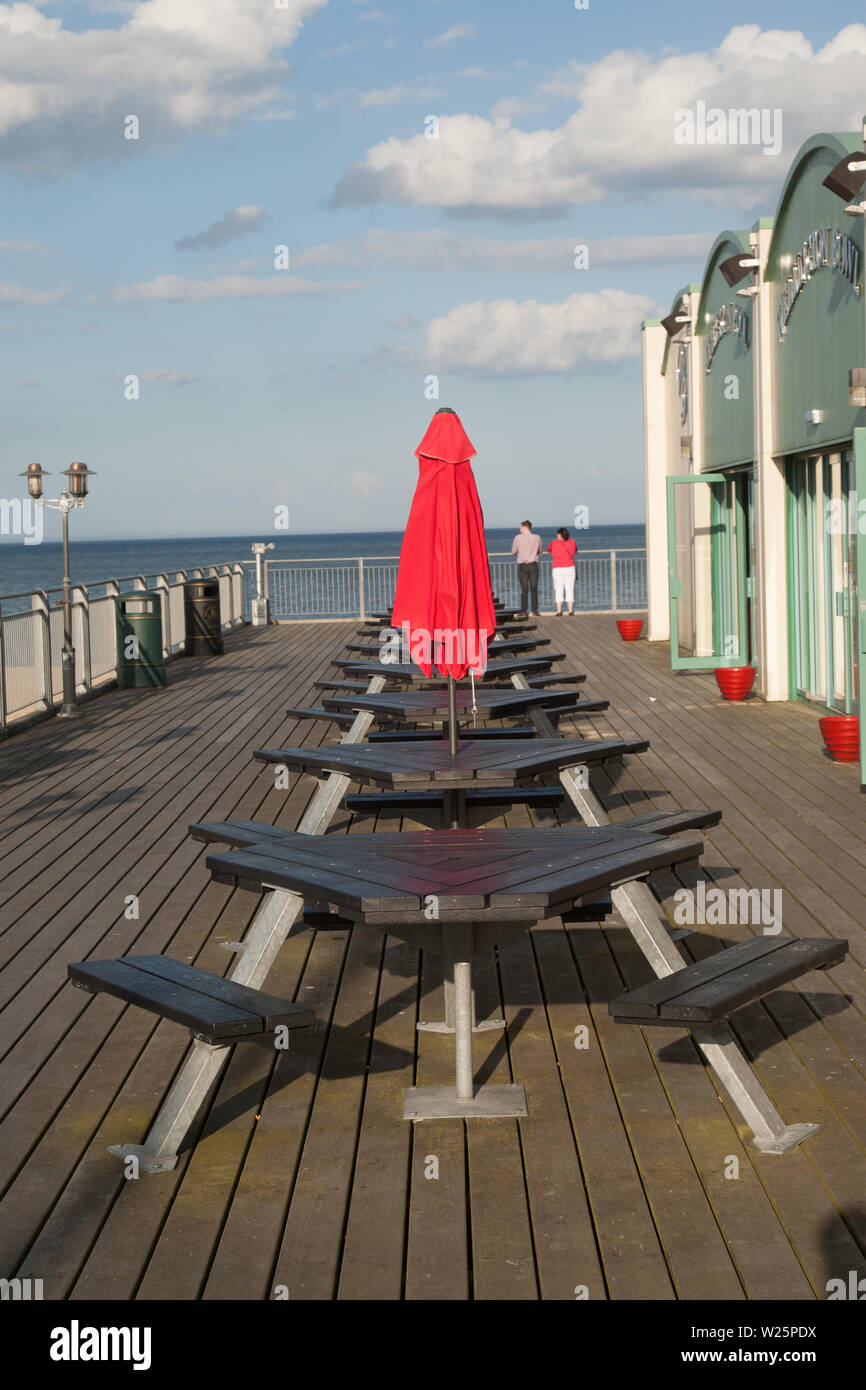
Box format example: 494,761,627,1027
753,1122,820,1155
108,1142,178,1174
403,1083,528,1121
417,1018,506,1034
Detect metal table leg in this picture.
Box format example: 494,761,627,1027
404,923,527,1120
109,673,388,1172
417,939,506,1034
513,675,819,1154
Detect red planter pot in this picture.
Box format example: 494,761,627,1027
819,715,860,763
714,666,755,701
616,619,643,642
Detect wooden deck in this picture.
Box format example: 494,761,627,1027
1,615,865,1301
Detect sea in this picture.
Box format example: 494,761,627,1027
0,524,645,605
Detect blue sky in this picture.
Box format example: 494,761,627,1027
1,0,865,539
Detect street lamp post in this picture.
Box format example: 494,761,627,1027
20,461,97,719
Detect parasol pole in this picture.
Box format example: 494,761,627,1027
447,674,459,756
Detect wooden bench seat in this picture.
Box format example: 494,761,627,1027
366,726,537,742
609,935,848,1029
314,679,370,693
619,807,723,836
344,786,566,813
546,700,610,718
68,955,315,1044
286,705,360,726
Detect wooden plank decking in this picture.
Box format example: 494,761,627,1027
0,615,865,1301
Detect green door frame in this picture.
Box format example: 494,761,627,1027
666,473,745,670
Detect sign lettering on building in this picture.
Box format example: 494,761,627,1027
706,301,750,371
676,343,689,424
776,226,862,340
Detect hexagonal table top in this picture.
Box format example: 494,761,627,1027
203,824,703,926
333,655,562,682
320,686,580,720
253,735,648,789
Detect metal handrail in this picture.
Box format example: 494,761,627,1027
0,560,248,736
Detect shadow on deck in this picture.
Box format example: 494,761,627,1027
0,617,864,1300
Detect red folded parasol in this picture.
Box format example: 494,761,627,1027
391,407,496,682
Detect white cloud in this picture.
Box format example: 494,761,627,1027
334,24,866,213
425,289,659,374
314,88,355,108
357,84,444,108
142,368,197,385
0,0,327,178
295,227,715,273
350,470,384,496
358,86,409,108
175,206,269,252
113,366,197,384
0,281,67,304
425,23,475,49
0,239,47,253
114,273,362,302
321,40,365,59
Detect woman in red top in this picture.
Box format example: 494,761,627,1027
547,527,578,615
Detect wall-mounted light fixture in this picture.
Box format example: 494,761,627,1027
822,153,866,215
849,368,866,408
661,311,690,337
661,297,690,338
719,253,760,287
805,409,825,425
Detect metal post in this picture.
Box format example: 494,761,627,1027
404,921,527,1120
156,575,171,657
609,549,618,613
35,590,52,711
449,926,475,1100
0,602,7,737
75,586,92,693
58,503,78,718
447,675,458,757
358,557,366,621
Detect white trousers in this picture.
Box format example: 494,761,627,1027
552,566,576,603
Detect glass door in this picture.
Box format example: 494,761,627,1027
787,451,856,711
853,429,866,783
666,473,746,669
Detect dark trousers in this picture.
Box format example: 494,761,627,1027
518,562,539,614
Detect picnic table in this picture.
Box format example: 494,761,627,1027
203,823,705,1118
254,733,648,826
345,637,550,657
333,655,564,682
321,685,587,750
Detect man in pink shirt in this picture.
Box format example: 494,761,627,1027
511,519,543,617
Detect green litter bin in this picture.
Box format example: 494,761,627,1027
116,593,167,688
